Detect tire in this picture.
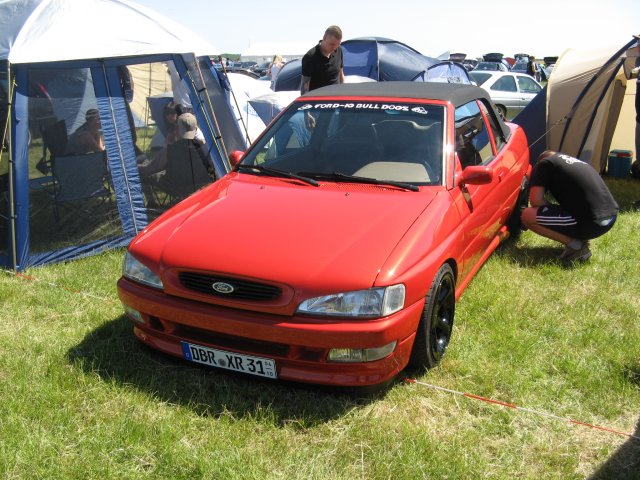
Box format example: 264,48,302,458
408,264,456,369
505,182,529,239
496,104,507,119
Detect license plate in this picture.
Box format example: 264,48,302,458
181,342,277,379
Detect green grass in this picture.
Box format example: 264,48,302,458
1,179,639,479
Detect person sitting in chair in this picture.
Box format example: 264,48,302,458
66,108,105,154
140,113,214,205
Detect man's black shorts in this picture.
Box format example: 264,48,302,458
536,204,616,239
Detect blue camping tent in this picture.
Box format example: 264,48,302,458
0,0,245,271
274,37,438,91
341,37,437,81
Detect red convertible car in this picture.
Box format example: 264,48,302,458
118,82,531,387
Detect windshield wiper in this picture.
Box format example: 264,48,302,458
235,164,319,187
298,171,420,192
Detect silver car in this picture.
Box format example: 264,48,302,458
469,71,542,120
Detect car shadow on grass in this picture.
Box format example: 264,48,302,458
589,364,640,479
496,241,563,268
67,315,391,426
588,418,640,479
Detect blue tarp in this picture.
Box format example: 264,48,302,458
512,86,548,166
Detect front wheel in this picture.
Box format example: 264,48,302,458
408,264,456,369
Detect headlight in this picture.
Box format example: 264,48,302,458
122,251,164,289
327,341,397,363
296,284,405,318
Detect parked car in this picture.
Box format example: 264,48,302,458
469,70,542,119
118,82,531,388
235,61,257,70
251,61,271,77
462,59,478,71
474,61,509,72
510,60,529,75
214,64,260,79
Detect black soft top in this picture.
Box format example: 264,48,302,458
301,82,512,140
302,82,490,108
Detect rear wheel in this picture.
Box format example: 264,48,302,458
408,264,456,369
496,104,507,119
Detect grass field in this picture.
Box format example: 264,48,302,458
1,178,639,479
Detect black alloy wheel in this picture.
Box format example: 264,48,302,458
408,263,456,369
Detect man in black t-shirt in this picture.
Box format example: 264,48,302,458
521,150,619,264
300,25,345,94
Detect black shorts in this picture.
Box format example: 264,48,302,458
536,204,616,240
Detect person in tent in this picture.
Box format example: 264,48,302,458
139,102,179,178
65,108,105,155
521,150,619,265
150,113,213,201
300,25,345,94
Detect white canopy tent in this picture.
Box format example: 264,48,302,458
0,0,218,64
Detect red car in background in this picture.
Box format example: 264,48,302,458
118,82,531,387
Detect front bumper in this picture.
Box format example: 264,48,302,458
117,278,424,386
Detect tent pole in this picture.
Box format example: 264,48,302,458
183,57,229,165
6,62,17,271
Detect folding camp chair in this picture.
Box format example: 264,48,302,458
37,119,68,175
156,141,213,205
30,119,68,193
50,151,112,221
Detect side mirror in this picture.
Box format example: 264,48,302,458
457,165,493,186
229,150,245,167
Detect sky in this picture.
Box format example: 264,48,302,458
132,0,640,59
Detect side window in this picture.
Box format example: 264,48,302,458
479,100,505,152
517,76,541,94
491,76,517,92
454,101,494,168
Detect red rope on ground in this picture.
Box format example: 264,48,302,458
405,378,640,441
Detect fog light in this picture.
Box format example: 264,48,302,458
122,303,144,324
327,341,397,363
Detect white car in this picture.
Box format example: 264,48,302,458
469,71,542,120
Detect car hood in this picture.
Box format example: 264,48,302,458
134,174,440,293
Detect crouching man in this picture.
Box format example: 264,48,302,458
521,150,619,265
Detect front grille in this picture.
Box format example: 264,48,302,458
179,272,282,301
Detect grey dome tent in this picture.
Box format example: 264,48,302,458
0,0,245,271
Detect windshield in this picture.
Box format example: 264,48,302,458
240,100,445,186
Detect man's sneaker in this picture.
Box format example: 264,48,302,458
559,242,592,265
